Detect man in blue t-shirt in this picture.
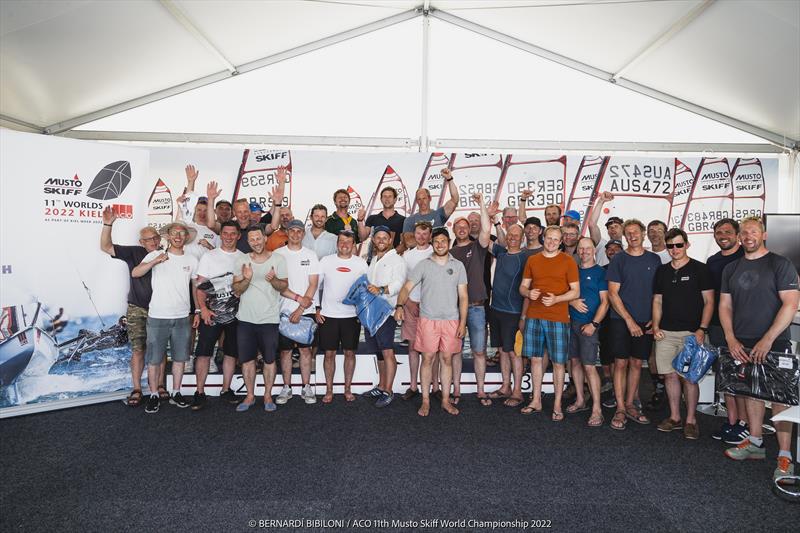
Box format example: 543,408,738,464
567,238,608,427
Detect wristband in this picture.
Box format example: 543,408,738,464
591,321,600,328
494,222,501,227
445,177,453,182
103,223,113,227
395,304,403,309
700,327,709,333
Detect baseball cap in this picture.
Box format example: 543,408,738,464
605,216,623,228
453,217,470,227
372,225,391,237
564,210,581,222
524,216,542,228
287,219,305,231
249,202,263,212
605,239,623,249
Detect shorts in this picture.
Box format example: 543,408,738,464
278,314,318,351
569,321,599,366
608,318,653,360
400,300,420,348
194,320,238,358
465,305,487,353
654,330,692,375
237,321,279,364
318,316,361,352
145,316,191,366
522,318,570,365
489,308,521,353
416,318,462,354
598,317,613,366
364,317,397,360
127,303,148,352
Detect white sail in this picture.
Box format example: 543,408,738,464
680,157,732,259
565,156,608,235
365,165,411,218
147,178,173,231
412,152,450,214
731,158,765,221
438,153,504,229
495,154,566,224
667,159,694,229
233,149,292,210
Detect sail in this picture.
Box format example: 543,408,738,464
364,165,411,218
667,159,694,229
430,153,505,230
495,155,566,224
565,156,608,235
731,158,766,221
232,149,292,210
0,306,19,339
146,178,173,231
412,153,451,214
347,186,364,218
680,157,732,259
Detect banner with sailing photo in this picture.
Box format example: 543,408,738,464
0,130,149,411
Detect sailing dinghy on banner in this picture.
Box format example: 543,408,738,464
495,155,567,224
730,158,766,221
0,303,58,388
233,149,292,210
147,179,173,231
565,156,608,235
679,157,733,259
439,153,504,230
413,153,451,214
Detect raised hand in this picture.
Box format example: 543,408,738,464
265,267,276,282
441,167,452,179
102,206,117,225
185,164,199,185
269,185,283,207
487,200,500,218
600,191,614,202
207,181,221,200
520,189,533,201
471,192,483,205
357,207,366,221
276,165,288,184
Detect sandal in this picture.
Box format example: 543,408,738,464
625,405,651,425
504,397,523,408
611,410,627,430
520,403,542,415
157,386,170,401
488,389,509,400
552,411,565,422
477,395,492,407
587,413,604,427
126,389,142,407
566,402,590,414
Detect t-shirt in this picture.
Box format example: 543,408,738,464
266,228,288,251
274,246,320,314
706,247,745,326
569,264,608,324
302,228,338,259
185,222,220,261
196,248,244,325
408,255,468,321
112,244,152,309
141,250,198,319
720,252,799,343
403,245,433,302
365,211,405,247
605,250,662,323
234,252,288,324
645,247,671,264
522,252,579,323
653,259,713,332
490,244,536,314
450,239,488,303
402,207,448,232
318,254,368,318
235,224,252,254
325,213,360,243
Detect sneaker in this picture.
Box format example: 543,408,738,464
712,422,734,441
301,384,317,404
144,394,160,414
657,418,683,432
684,423,699,440
170,392,190,408
602,397,617,409
401,388,419,401
185,356,194,374
219,389,239,404
375,391,394,408
209,358,219,373
362,386,382,398
722,421,750,445
774,457,796,486
725,440,766,461
276,385,292,405
191,391,207,411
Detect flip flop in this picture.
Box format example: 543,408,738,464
566,402,590,414
478,395,492,407
520,404,542,415
235,401,255,412
488,390,509,399
610,411,627,430
264,402,277,412
587,414,604,427
504,397,523,408
625,405,651,425
552,411,565,422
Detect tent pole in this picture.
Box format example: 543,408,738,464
420,2,431,153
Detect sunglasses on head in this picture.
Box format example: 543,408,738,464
666,242,686,249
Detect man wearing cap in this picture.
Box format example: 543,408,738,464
402,167,460,235
563,209,581,226
303,204,338,260
522,217,544,253
450,193,492,406
317,230,369,403
361,226,407,407
248,201,265,227
325,189,361,243
584,192,622,266
395,226,469,417
132,221,199,414
215,199,233,223
357,187,406,249
274,219,320,406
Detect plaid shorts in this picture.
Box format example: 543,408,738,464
522,318,570,365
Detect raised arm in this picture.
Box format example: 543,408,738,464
441,167,459,218
473,192,491,248
517,189,532,223
205,181,222,233
100,206,116,256
131,252,168,278
357,207,370,242
587,191,612,244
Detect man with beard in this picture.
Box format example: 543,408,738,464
100,207,165,407
232,226,289,412
303,204,338,259
266,206,293,251
325,189,360,242
646,220,671,264
720,217,799,484
395,227,468,416
523,217,544,253
132,221,199,414
544,204,562,227
361,226,407,407
402,167,460,235
358,186,406,248
191,221,245,410
706,218,748,444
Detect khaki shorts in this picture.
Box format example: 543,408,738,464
654,329,693,375
126,303,148,352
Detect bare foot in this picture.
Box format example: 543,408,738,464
344,390,356,402
322,391,334,404
418,401,430,417
442,400,459,415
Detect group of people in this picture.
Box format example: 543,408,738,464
102,163,798,485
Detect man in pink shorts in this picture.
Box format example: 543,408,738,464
395,227,468,416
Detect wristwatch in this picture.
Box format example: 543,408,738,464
379,287,385,295
700,326,709,333
591,321,600,328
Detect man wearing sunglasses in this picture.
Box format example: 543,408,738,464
651,229,714,439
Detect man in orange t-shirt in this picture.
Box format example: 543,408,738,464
519,225,579,421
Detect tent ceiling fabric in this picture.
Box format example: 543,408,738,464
0,0,797,147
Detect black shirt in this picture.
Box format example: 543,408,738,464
653,258,713,332
365,211,405,247
112,244,152,309
705,247,744,326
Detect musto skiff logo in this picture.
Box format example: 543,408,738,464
42,161,133,224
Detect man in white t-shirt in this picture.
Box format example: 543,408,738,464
191,221,244,410
360,226,407,408
232,225,289,412
316,230,368,404
274,220,320,406
399,221,435,401
132,221,199,414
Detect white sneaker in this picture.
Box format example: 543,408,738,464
209,358,219,373
185,356,194,374
301,384,317,404
276,385,292,404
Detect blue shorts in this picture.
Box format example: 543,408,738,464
522,318,570,365
465,305,487,353
364,317,397,360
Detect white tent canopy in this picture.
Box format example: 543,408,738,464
1,0,798,151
